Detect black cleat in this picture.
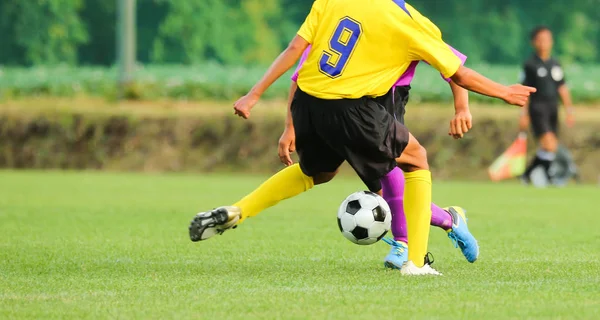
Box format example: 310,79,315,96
424,252,435,266
189,206,241,242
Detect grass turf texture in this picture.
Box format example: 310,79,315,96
1,171,599,319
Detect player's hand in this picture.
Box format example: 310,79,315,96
233,92,260,119
278,127,296,166
566,113,575,128
449,110,472,139
503,84,537,107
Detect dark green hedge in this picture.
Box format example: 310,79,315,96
1,103,598,182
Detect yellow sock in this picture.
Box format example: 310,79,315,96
233,164,314,223
403,170,433,267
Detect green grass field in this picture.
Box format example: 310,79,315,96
1,171,599,319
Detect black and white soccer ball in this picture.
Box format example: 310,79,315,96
337,191,392,245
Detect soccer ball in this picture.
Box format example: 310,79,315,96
337,191,392,245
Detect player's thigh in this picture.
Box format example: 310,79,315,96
395,132,429,172
529,105,558,151
291,94,344,179
313,169,341,185
529,105,553,140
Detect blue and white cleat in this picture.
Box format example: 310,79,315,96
445,206,479,263
382,237,409,270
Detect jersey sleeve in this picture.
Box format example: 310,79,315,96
439,46,467,82
291,46,311,82
406,9,461,79
554,61,566,86
297,0,326,43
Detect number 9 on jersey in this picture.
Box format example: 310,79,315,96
319,17,362,78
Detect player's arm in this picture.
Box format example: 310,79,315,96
448,80,471,139
284,82,297,131
279,81,298,166
442,46,471,138
285,47,309,131
558,84,575,127
278,47,310,165
450,67,534,107
234,0,322,119
233,35,309,119
406,10,535,106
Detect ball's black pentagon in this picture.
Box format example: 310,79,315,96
376,230,388,241
372,206,386,222
351,226,369,240
363,191,378,196
346,200,361,215
337,217,343,232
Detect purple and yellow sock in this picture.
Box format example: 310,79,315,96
431,205,453,231
381,167,408,244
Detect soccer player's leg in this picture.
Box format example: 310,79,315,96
523,105,558,186
319,98,439,275
397,141,479,265
377,86,475,264
379,168,409,269
444,206,479,263
394,133,436,272
380,168,476,266
189,92,343,242
375,87,416,269
189,162,316,242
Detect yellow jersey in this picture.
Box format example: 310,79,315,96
296,0,461,99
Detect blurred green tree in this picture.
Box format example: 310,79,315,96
0,0,599,66
0,0,88,65
150,0,284,65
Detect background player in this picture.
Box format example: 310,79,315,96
278,44,478,269
190,0,535,275
519,26,575,185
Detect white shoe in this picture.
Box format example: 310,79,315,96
400,261,442,276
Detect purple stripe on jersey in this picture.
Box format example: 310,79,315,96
393,45,467,87
393,61,420,87
291,47,311,82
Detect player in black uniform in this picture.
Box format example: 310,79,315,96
519,26,575,185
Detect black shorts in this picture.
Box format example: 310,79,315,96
529,102,558,138
373,86,410,125
291,88,410,192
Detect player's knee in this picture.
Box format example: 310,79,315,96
396,143,429,172
411,144,429,171
540,133,558,152
313,170,338,185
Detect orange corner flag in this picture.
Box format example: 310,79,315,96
488,133,527,182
